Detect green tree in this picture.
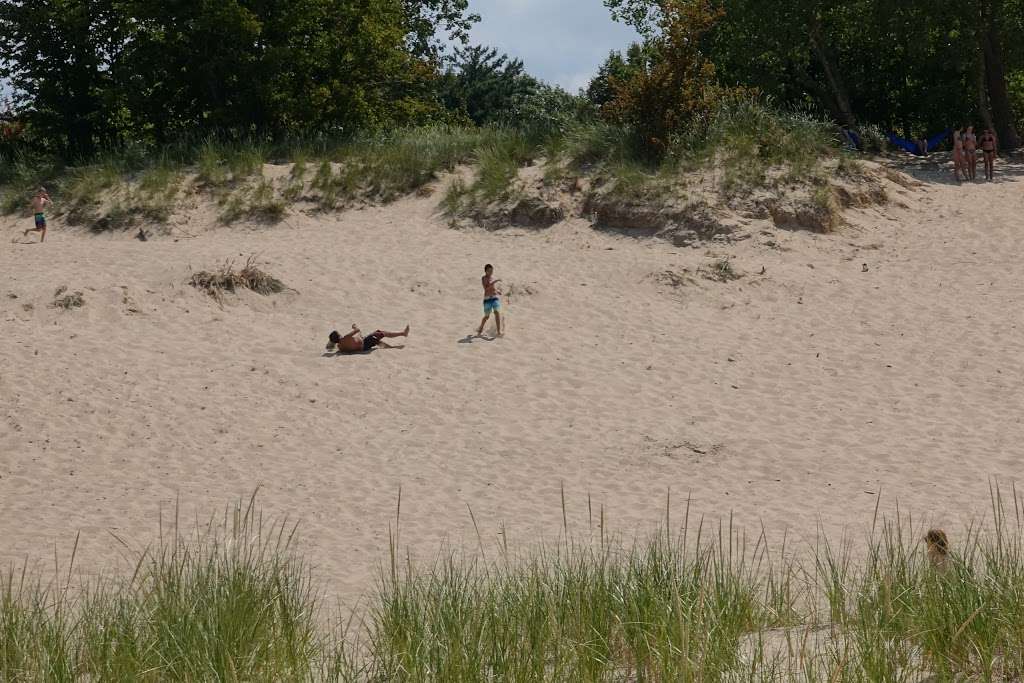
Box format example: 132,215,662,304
602,0,733,156
0,0,127,156
403,0,479,64
115,0,264,141
440,45,537,125
117,0,445,139
587,43,657,107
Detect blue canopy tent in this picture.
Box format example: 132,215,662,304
887,129,951,156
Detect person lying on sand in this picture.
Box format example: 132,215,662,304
327,324,409,353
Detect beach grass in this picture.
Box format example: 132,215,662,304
3,487,1024,681
1,103,848,227
190,256,287,302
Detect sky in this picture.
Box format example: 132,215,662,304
463,0,641,93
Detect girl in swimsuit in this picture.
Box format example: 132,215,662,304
963,126,978,181
952,129,965,181
980,129,998,181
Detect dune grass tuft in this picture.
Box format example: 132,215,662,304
190,256,287,302
699,257,742,282
51,286,84,309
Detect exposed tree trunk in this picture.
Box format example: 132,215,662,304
975,51,995,132
808,15,855,127
980,0,1020,148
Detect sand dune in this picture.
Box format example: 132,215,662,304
2,158,1023,603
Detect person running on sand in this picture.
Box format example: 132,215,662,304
24,188,50,242
963,126,978,180
477,263,503,337
980,128,998,181
952,128,965,181
327,324,409,353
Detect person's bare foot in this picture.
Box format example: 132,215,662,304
403,325,410,337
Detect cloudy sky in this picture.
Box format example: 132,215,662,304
463,0,641,93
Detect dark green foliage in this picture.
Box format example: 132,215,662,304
403,0,480,63
0,0,127,157
587,43,658,107
600,0,1023,148
0,0,467,155
440,46,539,125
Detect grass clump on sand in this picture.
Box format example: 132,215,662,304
552,98,840,204
677,97,837,193
50,286,85,309
441,129,538,217
4,488,1024,679
190,256,287,302
699,256,742,282
314,125,495,210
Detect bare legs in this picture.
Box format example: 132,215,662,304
374,325,410,339
373,325,410,349
984,152,995,181
477,312,501,337
23,227,46,242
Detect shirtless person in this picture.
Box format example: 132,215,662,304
963,126,978,180
327,324,409,353
24,188,50,242
476,263,502,337
980,128,998,181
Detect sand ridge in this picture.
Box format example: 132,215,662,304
1,158,1023,601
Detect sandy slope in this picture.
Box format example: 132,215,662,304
1,157,1023,603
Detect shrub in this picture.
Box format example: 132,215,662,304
601,0,743,159
190,256,286,302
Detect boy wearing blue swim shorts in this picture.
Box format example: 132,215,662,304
477,263,503,337
24,187,50,243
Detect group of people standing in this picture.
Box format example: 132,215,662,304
952,126,998,182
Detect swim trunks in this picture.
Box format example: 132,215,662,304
362,332,383,352
34,213,46,228
483,297,501,315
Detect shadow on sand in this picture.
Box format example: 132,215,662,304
888,151,1024,187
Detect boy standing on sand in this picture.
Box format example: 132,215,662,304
24,188,50,242
477,264,503,337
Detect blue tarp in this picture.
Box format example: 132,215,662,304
887,129,951,155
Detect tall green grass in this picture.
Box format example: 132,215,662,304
1,494,322,681
3,488,1024,680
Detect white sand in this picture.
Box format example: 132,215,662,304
2,159,1022,602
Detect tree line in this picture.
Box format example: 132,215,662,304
2,0,1022,161
598,0,1023,148
0,0,482,156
